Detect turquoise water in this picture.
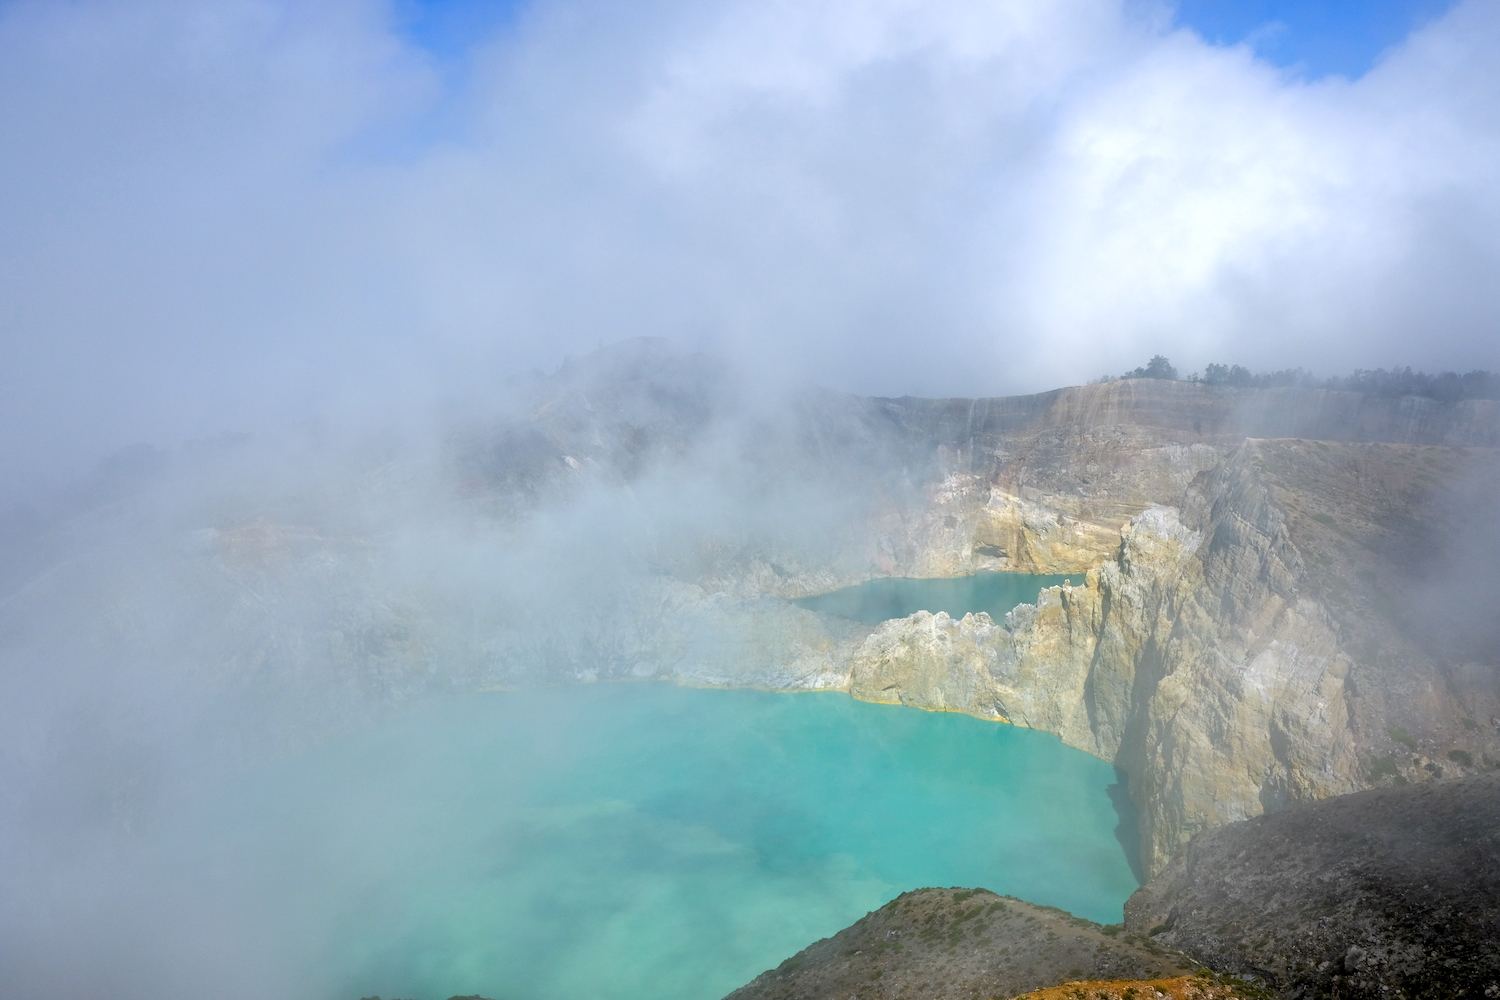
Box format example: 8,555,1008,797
178,685,1137,1000
793,571,1073,624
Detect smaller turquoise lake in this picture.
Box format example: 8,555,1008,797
164,685,1140,1000
793,571,1073,625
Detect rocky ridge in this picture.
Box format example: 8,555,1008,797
723,887,1201,1000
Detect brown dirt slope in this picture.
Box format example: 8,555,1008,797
1011,974,1267,1000
723,887,1200,1000
1124,772,1500,1000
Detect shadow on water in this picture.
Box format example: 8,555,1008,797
793,572,1073,625
1106,767,1146,886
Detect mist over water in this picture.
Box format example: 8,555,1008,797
133,686,1138,1000
0,343,1135,999
6,1,1500,997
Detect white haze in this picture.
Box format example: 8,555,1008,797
3,1,1500,998
0,341,907,998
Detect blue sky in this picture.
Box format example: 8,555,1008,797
397,0,526,62
399,0,1458,80
1173,0,1457,78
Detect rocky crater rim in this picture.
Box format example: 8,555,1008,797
723,887,1202,1000
41,358,1500,887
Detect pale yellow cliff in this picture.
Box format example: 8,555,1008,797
847,610,1010,717
796,440,1500,876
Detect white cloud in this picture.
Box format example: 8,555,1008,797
3,0,1499,482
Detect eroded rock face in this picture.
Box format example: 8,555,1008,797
847,610,1011,717
1122,773,1500,1000
1088,457,1365,875
825,493,1360,875
824,439,1500,876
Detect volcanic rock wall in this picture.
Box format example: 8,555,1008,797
832,435,1500,876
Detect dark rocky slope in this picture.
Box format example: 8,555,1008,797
1124,773,1500,1000
723,887,1200,1000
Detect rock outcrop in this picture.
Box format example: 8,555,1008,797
723,887,1200,1000
847,610,1012,718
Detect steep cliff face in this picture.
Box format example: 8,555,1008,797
829,496,1333,875
1106,451,1363,874
838,439,1500,876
